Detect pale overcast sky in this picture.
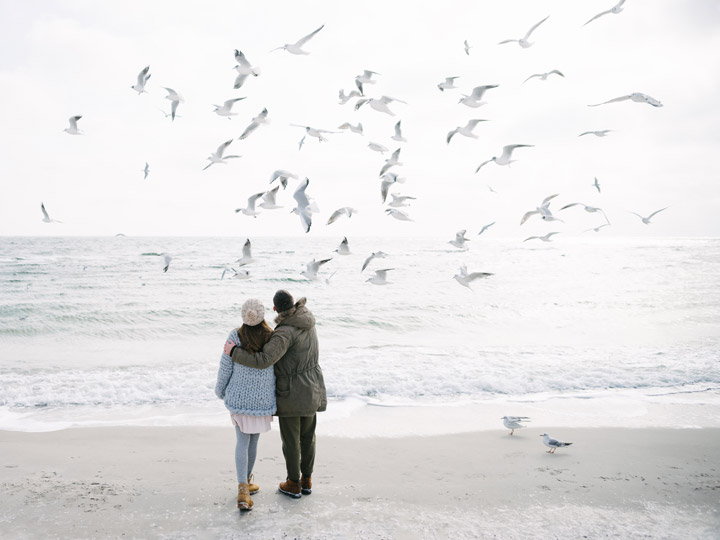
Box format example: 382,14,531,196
1,0,719,238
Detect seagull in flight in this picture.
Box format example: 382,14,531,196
355,96,407,116
367,268,393,285
579,130,612,138
339,89,363,104
161,87,184,121
447,119,488,144
589,93,663,107
388,194,416,208
40,202,62,223
459,85,498,108
131,65,151,94
560,202,609,223
213,97,246,118
240,108,270,140
630,207,669,224
291,124,340,142
498,16,550,48
270,169,299,189
502,416,530,435
233,49,260,89
478,221,496,236
64,115,83,135
438,77,460,92
302,258,332,280
298,135,306,150
203,140,241,170
142,162,149,180
584,0,627,26
338,122,363,135
524,232,560,243
541,433,573,453
327,207,357,225
523,70,564,84
379,148,403,176
355,70,380,95
235,238,255,266
272,24,324,55
292,178,318,233
362,251,388,272
584,223,611,233
453,265,493,289
463,40,472,55
385,208,413,222
335,236,351,255
259,186,283,210
380,172,406,203
448,230,470,250
391,121,407,142
592,177,602,193
368,142,389,154
234,192,265,217
161,253,172,273
476,144,533,173
221,267,251,280
521,194,561,225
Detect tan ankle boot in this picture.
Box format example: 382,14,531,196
300,475,312,495
248,473,260,495
237,483,254,510
278,478,302,499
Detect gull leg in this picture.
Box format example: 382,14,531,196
510,429,514,436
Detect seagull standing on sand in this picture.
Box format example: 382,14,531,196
541,433,573,453
239,108,270,140
64,115,83,135
259,186,283,210
630,207,669,224
355,96,407,116
335,237,351,255
579,130,612,138
447,119,488,144
272,25,324,55
589,93,663,107
524,232,560,243
213,97,246,118
203,140,241,170
302,258,332,280
459,85,498,108
498,16,550,48
584,0,627,26
327,207,357,225
233,49,261,89
523,70,564,84
234,192,265,217
161,87,184,121
438,77,460,92
235,238,255,266
449,230,470,250
454,265,493,289
367,269,393,285
362,251,388,272
502,416,530,435
131,65,151,94
476,144,533,173
478,221,496,236
40,203,62,223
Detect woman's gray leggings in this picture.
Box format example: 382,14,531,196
235,426,260,484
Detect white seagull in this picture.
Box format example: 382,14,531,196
388,194,416,208
233,49,260,89
213,97,246,118
40,202,62,223
447,119,488,144
588,93,663,107
338,122,363,135
272,24,324,55
385,208,413,222
523,70,564,84
298,135,306,150
355,69,380,95
592,177,602,193
463,40,472,55
339,89,363,104
368,142,389,154
584,0,627,26
367,268,393,285
355,96,407,116
630,207,669,225
524,232,560,242
521,194,561,225
476,144,533,173
292,178,318,233
143,162,149,180
541,433,573,453
459,85,498,108
498,16,550,48
131,65,151,94
291,124,339,142
234,192,265,217
502,416,530,435
270,169,299,190
362,251,388,272
235,238,255,266
161,253,172,273
327,207,357,225
438,77,460,92
302,258,332,280
203,140,241,170
239,108,270,140
453,264,493,289
449,230,470,250
584,223,611,233
259,186,283,210
380,172,406,203
579,130,612,138
560,202,609,223
161,87,184,121
391,120,407,142
478,221,496,235
379,148,403,176
221,267,251,280
335,236,351,255
64,115,83,135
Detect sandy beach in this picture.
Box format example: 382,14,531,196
1,424,719,540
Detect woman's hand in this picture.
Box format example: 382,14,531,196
223,340,234,356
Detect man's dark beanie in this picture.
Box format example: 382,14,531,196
273,289,294,312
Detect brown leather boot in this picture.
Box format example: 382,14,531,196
278,478,302,499
237,483,254,510
300,475,312,495
248,473,259,495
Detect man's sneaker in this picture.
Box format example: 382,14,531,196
278,478,302,499
300,475,312,495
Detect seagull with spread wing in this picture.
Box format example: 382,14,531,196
272,24,325,55
498,16,550,48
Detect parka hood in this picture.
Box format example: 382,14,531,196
275,297,315,329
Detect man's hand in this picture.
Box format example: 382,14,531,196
223,340,234,356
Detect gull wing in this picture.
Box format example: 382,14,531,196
542,194,560,206
136,66,150,86
247,192,265,210
647,206,669,220
68,116,81,129
234,49,251,68
524,15,549,40
471,85,498,99
240,121,259,140
234,73,249,89
588,94,631,107
40,203,50,220
216,139,234,158
475,159,493,173
583,8,612,26
295,24,325,47
520,210,539,225
293,178,311,208
262,186,279,205
466,271,493,281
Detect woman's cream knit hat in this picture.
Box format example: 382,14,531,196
241,298,265,326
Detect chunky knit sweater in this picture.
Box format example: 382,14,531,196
215,329,277,416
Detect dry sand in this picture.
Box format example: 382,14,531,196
1,426,719,539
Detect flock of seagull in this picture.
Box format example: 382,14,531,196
45,0,669,289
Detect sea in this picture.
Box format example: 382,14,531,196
1,235,719,433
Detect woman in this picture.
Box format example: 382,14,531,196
215,298,276,511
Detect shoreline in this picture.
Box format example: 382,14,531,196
1,426,719,539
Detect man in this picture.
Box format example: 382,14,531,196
224,289,327,498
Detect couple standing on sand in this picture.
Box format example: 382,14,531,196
214,289,327,511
